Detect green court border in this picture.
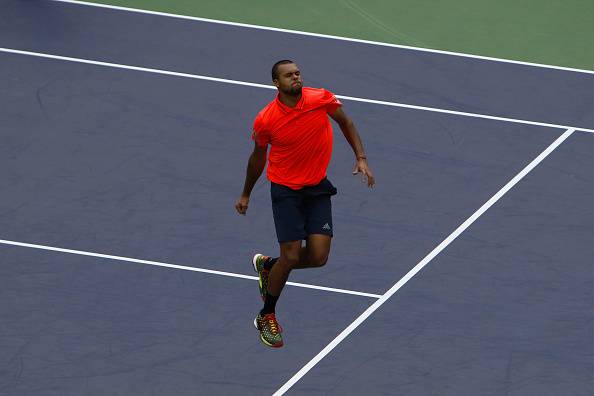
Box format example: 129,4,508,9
79,0,594,72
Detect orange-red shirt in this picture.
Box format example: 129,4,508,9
252,87,342,190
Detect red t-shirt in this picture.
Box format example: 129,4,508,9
252,87,342,190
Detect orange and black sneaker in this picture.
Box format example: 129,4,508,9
254,312,283,348
252,253,271,301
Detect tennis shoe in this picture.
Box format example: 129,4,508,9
254,312,283,348
252,253,271,301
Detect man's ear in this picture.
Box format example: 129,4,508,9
272,79,280,88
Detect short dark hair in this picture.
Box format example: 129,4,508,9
271,60,295,81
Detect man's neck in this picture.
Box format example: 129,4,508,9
278,91,302,108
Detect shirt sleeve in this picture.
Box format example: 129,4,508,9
251,113,270,147
323,89,342,115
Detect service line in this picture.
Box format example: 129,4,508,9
0,239,382,299
1,47,593,134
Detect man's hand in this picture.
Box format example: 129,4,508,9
352,158,375,188
235,195,250,215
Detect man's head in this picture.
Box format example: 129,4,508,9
271,60,302,96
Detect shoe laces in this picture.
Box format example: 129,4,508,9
262,313,281,334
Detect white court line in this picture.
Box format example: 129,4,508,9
1,47,593,134
274,128,575,395
49,0,594,76
0,239,382,299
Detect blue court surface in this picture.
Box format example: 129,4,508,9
2,1,594,395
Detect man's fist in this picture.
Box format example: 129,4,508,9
235,196,250,215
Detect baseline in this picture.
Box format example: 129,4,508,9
49,0,594,76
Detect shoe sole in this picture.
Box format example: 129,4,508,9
252,253,266,301
254,317,283,348
252,253,263,273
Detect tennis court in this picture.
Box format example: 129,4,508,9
2,1,594,395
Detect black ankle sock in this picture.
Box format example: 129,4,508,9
260,292,279,315
263,257,278,271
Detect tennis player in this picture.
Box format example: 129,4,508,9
235,60,375,348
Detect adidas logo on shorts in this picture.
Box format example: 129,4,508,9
322,223,331,230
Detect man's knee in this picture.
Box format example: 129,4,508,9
309,253,329,267
305,234,331,268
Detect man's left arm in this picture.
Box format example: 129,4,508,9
329,107,375,188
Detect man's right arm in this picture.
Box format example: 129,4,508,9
235,142,267,215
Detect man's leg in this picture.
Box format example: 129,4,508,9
261,235,330,317
294,234,332,269
254,240,301,348
266,240,302,297
254,234,330,305
254,239,331,348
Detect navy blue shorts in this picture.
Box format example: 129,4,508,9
271,178,337,242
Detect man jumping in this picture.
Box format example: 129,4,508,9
235,60,375,348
